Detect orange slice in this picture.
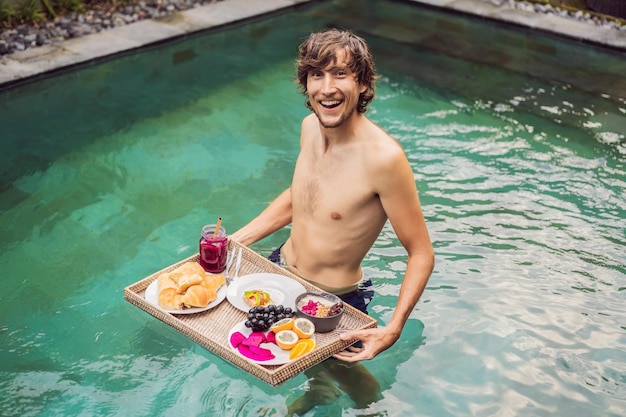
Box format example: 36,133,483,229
293,318,315,339
289,338,316,360
270,318,294,333
275,330,299,350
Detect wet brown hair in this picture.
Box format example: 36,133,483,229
296,28,377,113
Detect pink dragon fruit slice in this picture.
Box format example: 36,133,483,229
241,332,267,347
248,345,274,357
229,331,247,348
238,344,275,361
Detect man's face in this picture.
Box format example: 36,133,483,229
306,49,366,129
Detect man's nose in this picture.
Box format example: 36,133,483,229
321,74,335,94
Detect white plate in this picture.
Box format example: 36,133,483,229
226,273,305,312
145,279,227,314
228,320,315,366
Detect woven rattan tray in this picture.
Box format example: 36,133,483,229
124,240,378,386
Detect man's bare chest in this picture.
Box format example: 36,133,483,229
292,155,375,218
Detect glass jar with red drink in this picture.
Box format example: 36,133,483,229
199,224,228,273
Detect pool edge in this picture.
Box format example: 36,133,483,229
0,0,624,90
0,0,318,90
406,0,626,52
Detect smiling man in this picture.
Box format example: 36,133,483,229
231,28,434,362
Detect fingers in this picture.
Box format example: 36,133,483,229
332,351,359,362
332,343,370,362
339,330,368,344
332,350,369,362
346,345,364,353
339,330,355,341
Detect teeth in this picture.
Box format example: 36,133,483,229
321,100,341,107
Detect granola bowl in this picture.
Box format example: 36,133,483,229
294,291,344,333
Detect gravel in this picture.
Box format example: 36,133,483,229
0,0,624,56
0,0,215,55
496,0,626,30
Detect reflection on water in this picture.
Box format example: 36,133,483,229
0,1,625,416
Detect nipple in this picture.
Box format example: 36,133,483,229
330,211,342,220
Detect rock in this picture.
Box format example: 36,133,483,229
68,28,82,38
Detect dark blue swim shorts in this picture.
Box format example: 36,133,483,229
268,244,374,315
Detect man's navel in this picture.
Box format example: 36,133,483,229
330,211,342,220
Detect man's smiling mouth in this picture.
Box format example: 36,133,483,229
320,100,342,109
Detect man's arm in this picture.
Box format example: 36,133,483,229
229,188,293,246
334,143,434,361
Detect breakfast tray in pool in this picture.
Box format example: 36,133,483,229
124,240,378,386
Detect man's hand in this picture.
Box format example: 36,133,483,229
332,327,400,362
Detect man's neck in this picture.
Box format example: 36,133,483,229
319,112,366,150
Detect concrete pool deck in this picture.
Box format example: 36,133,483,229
0,0,624,88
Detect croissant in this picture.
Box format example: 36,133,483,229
202,273,226,292
155,262,218,310
176,273,204,294
158,287,183,310
181,284,216,308
157,273,177,291
169,262,206,285
157,274,184,310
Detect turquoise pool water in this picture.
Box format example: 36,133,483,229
1,1,625,416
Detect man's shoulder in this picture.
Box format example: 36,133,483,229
302,113,318,127
299,114,319,146
365,120,404,153
359,121,409,176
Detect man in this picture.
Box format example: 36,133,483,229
231,28,434,362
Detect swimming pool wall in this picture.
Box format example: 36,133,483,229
1,0,624,192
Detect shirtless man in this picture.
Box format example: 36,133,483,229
231,29,434,363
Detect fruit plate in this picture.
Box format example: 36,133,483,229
144,279,227,314
226,273,305,312
227,321,315,366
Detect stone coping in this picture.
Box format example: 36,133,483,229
410,0,626,50
0,0,624,88
0,0,313,87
